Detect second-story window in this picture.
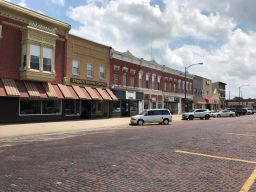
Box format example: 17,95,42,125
130,74,135,87
114,71,119,85
122,72,127,86
169,78,172,92
30,44,40,70
72,60,80,75
164,79,167,92
173,79,177,92
43,47,52,72
87,64,94,77
138,72,142,88
182,81,185,92
146,73,149,89
157,76,161,90
152,74,155,89
99,66,105,79
178,80,181,92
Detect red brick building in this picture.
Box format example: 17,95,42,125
110,50,193,116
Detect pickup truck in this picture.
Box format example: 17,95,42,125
182,109,212,120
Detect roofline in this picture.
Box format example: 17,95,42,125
69,34,111,49
0,1,70,29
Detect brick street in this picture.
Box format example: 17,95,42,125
0,115,256,191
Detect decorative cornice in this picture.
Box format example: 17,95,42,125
0,1,71,37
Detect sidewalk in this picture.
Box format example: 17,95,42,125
0,115,181,139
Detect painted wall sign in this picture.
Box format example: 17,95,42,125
70,78,107,87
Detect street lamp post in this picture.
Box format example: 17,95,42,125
238,84,248,108
184,62,203,112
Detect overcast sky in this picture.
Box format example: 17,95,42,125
8,0,256,99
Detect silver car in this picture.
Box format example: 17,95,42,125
213,110,235,118
130,109,172,125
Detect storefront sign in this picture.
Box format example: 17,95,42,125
126,91,136,100
70,78,107,87
29,22,57,34
165,96,174,102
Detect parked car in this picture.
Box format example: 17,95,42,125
212,110,235,118
242,108,253,115
226,108,246,116
130,109,172,125
182,109,212,120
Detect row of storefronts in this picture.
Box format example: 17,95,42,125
0,1,226,123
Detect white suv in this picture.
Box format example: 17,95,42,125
182,109,212,120
130,109,172,125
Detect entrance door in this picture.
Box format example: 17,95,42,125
81,100,91,119
121,100,130,117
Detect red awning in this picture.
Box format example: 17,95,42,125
204,96,215,104
35,82,48,99
84,87,102,100
72,85,91,100
96,88,112,100
2,78,20,97
0,79,7,97
15,81,29,98
52,84,64,99
43,83,58,98
57,84,73,99
24,81,41,98
67,85,79,100
105,89,118,100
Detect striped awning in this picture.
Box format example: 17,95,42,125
72,85,91,100
43,83,58,98
1,78,20,97
67,85,79,99
96,88,112,100
106,88,118,100
85,87,102,100
15,81,29,98
58,84,73,99
24,81,41,98
0,79,7,97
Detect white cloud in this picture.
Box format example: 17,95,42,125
18,0,27,7
50,0,65,6
67,0,256,98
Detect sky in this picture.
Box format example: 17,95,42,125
6,0,256,99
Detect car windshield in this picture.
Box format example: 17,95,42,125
139,110,148,115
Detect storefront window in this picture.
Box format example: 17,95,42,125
153,102,156,109
42,100,61,114
144,101,149,109
20,100,41,115
91,101,102,113
112,101,121,113
64,100,80,115
20,100,62,115
130,101,137,113
158,102,162,109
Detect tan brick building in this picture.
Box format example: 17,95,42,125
65,35,117,119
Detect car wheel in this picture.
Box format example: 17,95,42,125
205,115,210,120
163,118,169,125
137,119,144,126
188,115,194,120
217,114,221,118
